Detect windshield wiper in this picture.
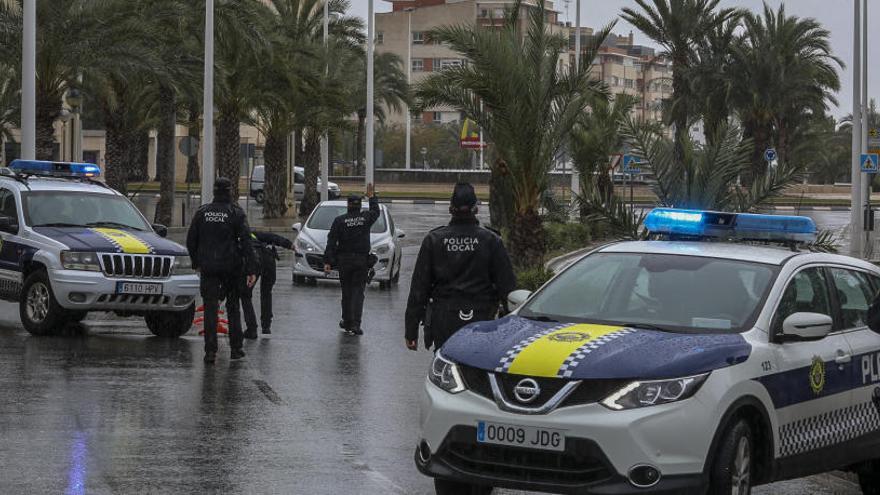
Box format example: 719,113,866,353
617,322,672,332
521,314,560,323
32,222,87,228
86,221,145,232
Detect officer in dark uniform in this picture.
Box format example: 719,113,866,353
324,184,380,336
405,183,516,351
241,230,293,338
186,177,257,364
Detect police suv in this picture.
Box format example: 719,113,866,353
0,160,198,337
416,209,880,494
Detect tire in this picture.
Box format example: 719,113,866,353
66,311,87,324
145,304,195,338
860,462,880,495
20,269,66,336
434,479,492,495
391,259,401,285
708,418,753,495
254,191,265,204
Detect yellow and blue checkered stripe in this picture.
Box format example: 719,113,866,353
90,228,154,254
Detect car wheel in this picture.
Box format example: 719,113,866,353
145,304,195,338
20,269,66,336
434,479,492,495
391,259,401,285
255,191,265,204
709,418,753,495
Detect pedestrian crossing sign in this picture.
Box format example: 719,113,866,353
862,153,879,174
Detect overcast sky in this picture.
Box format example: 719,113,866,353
350,1,871,118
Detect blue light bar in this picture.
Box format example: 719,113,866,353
9,159,101,178
645,208,817,243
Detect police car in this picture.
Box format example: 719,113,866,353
0,160,199,337
416,209,880,494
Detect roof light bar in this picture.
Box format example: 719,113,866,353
645,208,817,243
9,159,101,178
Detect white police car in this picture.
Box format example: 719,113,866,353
0,160,199,337
416,209,880,494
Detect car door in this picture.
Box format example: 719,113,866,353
0,188,23,299
828,267,880,453
764,266,854,460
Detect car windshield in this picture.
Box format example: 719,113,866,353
306,205,387,233
519,252,777,333
23,191,151,231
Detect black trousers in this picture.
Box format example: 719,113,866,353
200,273,244,354
427,301,497,350
338,254,371,330
241,265,277,332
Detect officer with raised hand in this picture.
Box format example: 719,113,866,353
186,177,257,364
405,183,516,351
241,230,293,338
324,184,380,336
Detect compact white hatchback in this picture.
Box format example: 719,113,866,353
291,200,405,289
416,209,880,495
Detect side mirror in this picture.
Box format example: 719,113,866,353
292,222,302,233
396,228,406,239
507,290,533,311
152,223,168,238
0,215,19,234
782,312,833,341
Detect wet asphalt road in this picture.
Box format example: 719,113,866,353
0,204,863,494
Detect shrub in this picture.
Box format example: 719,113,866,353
516,266,555,292
544,222,592,255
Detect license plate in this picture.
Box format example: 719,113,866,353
326,270,339,279
116,282,163,295
476,421,565,452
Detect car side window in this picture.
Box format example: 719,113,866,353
294,172,304,184
829,268,874,329
772,267,832,335
0,189,18,222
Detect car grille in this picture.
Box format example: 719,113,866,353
439,426,613,486
305,253,326,271
458,365,629,410
100,254,173,279
96,294,171,306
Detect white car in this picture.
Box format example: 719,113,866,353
292,200,404,289
250,165,340,204
416,208,880,494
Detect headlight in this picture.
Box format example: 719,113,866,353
60,251,101,271
173,256,195,275
296,237,319,253
373,242,392,256
429,353,465,394
600,373,709,410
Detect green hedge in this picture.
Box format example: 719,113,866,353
515,266,555,292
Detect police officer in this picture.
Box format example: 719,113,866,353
186,177,257,364
324,184,380,336
241,230,293,338
405,183,516,351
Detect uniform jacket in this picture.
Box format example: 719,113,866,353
324,196,380,266
405,217,516,341
186,198,257,276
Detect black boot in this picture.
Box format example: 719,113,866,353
204,351,216,364
231,349,245,360
244,330,258,340
261,327,271,335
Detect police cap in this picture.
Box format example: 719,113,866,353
450,183,478,212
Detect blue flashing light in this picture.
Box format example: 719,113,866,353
9,159,101,178
645,208,817,243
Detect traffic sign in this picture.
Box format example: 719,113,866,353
861,153,879,173
622,155,643,174
763,148,777,163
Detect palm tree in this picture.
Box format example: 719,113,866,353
689,18,740,145
0,67,17,151
621,0,740,162
415,1,609,267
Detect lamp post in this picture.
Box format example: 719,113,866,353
570,0,581,201
21,0,36,160
404,7,415,170
320,0,330,202
202,0,215,205
852,0,864,256
366,0,375,186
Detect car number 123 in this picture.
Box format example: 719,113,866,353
477,421,565,452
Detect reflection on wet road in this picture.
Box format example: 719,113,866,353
0,204,861,494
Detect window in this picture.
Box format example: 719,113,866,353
830,268,875,329
294,171,305,184
306,204,387,233
480,9,489,18
23,192,151,232
772,268,832,335
611,76,620,86
440,59,463,70
376,31,384,44
432,112,443,124
625,79,634,89
412,31,424,44
411,59,424,72
0,189,17,224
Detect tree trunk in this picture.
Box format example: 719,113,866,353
671,54,689,168
130,131,149,182
185,103,200,183
293,126,304,170
262,130,288,219
356,111,366,176
509,208,545,269
488,158,514,230
299,129,321,219
104,114,129,195
216,110,241,198
35,88,59,160
155,85,176,226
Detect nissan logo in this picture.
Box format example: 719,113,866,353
513,378,541,404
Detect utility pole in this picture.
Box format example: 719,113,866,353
570,0,581,201
320,0,330,202
852,0,864,256
863,0,872,256
366,0,375,186
202,0,215,204
22,0,36,160
405,7,415,170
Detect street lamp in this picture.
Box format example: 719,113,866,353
404,7,416,171
320,0,330,201
366,0,375,185
21,0,36,160
202,0,215,205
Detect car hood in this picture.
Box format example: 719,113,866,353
299,228,390,252
441,315,751,380
33,227,187,256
